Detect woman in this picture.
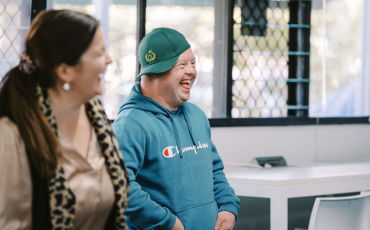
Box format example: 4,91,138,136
0,10,128,230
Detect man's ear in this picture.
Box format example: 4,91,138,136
55,63,74,83
142,74,157,82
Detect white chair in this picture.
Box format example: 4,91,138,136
308,192,370,230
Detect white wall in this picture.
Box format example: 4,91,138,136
211,124,370,166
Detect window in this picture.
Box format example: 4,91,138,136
103,1,137,118
3,0,368,125
53,0,216,119
210,0,369,126
230,0,310,118
309,0,365,117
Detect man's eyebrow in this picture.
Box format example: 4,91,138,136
177,57,196,62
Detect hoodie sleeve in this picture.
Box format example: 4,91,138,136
205,117,241,219
113,116,177,230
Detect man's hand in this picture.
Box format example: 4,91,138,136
171,216,184,230
215,211,236,230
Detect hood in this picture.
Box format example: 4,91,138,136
118,83,177,116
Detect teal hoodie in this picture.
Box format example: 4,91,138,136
113,83,240,230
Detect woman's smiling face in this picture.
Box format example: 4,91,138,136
68,27,112,102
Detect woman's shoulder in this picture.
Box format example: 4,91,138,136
0,117,32,230
0,116,24,153
0,116,20,136
0,116,17,129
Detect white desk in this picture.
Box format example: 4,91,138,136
225,162,370,230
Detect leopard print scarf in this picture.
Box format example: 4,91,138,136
35,85,129,230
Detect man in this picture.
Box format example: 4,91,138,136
113,28,240,230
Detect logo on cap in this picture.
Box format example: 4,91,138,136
145,50,156,62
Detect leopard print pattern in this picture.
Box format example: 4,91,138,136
85,97,129,230
35,85,129,230
35,86,76,230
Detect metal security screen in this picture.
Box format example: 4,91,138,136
231,0,311,118
0,0,32,81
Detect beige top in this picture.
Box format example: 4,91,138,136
0,117,115,230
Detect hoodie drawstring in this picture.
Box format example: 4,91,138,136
182,110,199,155
166,108,198,158
166,111,183,157
182,111,197,146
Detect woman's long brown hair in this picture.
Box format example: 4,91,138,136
0,10,99,178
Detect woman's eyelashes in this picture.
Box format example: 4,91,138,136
98,51,105,57
97,47,106,57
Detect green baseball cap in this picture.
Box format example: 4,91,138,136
136,27,191,81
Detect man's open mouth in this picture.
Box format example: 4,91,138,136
180,80,191,89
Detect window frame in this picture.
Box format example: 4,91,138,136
31,0,47,21
209,116,370,127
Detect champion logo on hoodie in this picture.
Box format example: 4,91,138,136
163,146,179,158
163,143,209,158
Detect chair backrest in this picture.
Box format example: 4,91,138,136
308,192,370,230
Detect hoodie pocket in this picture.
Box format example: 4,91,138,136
176,200,218,230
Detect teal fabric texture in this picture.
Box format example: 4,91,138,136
113,83,240,230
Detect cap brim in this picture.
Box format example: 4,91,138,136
136,55,179,81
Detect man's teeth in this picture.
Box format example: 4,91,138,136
180,80,190,84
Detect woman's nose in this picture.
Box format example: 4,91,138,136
106,53,113,64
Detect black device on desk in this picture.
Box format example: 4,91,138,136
250,156,287,167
